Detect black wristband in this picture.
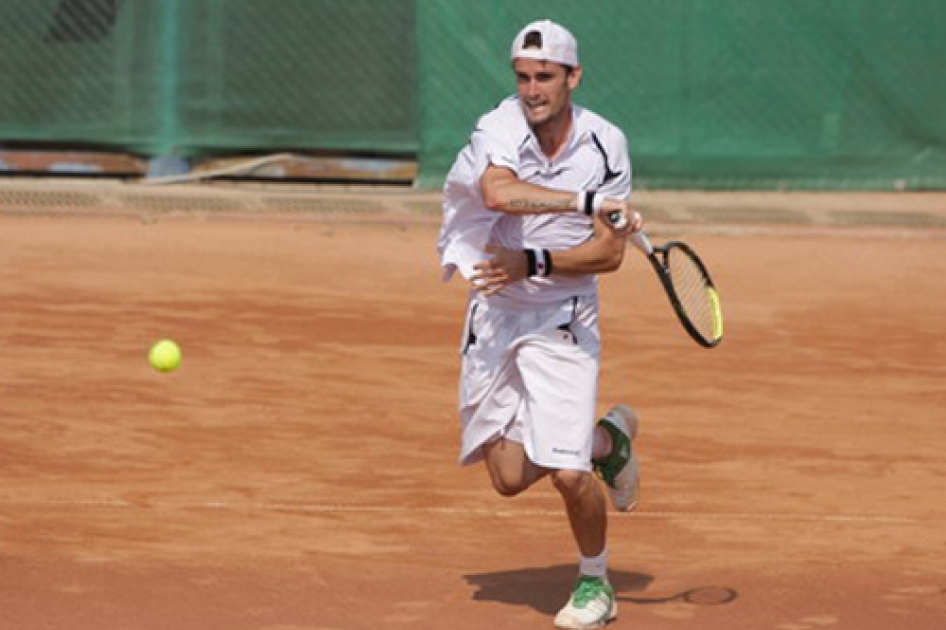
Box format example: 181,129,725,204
583,191,596,216
525,249,538,277
525,248,552,277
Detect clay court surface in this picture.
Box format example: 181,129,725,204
2,187,945,629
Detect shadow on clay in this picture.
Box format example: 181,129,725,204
464,564,738,615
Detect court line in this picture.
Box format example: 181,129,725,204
0,497,921,524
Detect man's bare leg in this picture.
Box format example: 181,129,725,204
481,437,548,496
482,438,606,556
551,469,607,558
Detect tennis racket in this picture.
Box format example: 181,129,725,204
611,210,723,348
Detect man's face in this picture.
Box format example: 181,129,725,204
513,58,581,128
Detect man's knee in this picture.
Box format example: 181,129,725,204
489,473,530,497
482,438,544,497
551,469,595,500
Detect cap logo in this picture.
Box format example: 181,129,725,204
523,31,543,50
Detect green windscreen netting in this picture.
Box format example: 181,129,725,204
0,0,943,189
417,0,946,190
0,0,417,156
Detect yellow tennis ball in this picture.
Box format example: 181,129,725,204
149,339,182,373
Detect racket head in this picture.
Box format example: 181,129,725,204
652,241,723,348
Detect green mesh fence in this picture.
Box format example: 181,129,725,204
0,0,158,150
0,0,417,157
417,0,946,190
0,0,944,189
175,0,417,155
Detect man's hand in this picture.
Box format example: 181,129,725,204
468,202,643,296
597,198,644,235
470,245,528,297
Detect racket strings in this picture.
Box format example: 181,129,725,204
666,248,719,340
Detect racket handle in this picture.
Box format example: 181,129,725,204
629,231,654,255
606,210,628,230
605,210,652,254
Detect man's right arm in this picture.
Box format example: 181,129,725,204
480,164,632,223
479,165,578,215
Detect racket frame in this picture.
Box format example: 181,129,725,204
630,232,723,348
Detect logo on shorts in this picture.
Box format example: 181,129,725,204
552,447,581,457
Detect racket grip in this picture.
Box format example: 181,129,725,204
629,231,654,255
606,210,628,230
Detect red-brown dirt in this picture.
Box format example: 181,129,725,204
2,195,945,629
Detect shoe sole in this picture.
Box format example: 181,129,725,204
614,455,639,512
554,603,617,629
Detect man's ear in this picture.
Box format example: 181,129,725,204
568,65,583,90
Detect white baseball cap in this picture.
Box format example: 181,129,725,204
510,19,579,68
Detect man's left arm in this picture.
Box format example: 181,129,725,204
470,211,642,296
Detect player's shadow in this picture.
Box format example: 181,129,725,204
464,565,650,615
463,565,738,615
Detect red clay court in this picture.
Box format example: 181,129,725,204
1,185,945,629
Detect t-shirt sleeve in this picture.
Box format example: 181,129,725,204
469,116,521,178
596,126,633,201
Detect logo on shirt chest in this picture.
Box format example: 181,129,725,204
519,163,569,181
519,146,601,189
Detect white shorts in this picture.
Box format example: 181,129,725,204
457,294,601,471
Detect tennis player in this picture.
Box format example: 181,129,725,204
438,19,643,629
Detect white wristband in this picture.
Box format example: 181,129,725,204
533,248,549,277
576,190,589,215
576,190,604,216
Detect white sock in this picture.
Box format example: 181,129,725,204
579,547,608,578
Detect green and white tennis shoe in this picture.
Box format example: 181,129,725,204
554,575,617,629
592,404,640,512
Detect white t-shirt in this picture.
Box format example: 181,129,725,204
438,96,632,306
